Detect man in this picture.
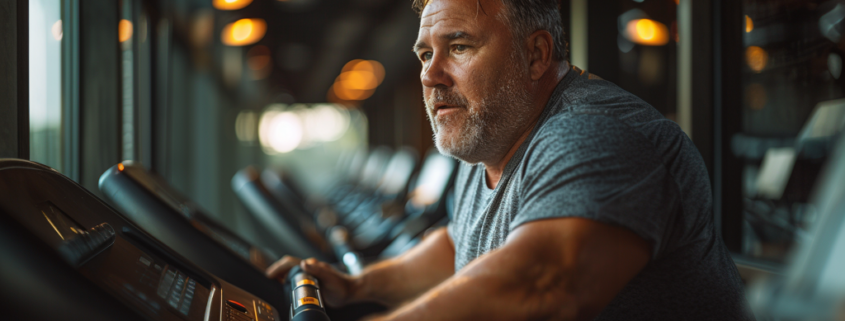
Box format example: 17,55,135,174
268,0,753,319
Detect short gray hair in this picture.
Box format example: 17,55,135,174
412,0,568,61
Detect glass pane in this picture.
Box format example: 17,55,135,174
584,0,679,120
614,2,678,121
738,0,845,261
120,0,136,161
138,7,152,166
28,0,63,171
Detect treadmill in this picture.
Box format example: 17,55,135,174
230,146,402,259
99,163,382,320
340,149,457,259
231,166,333,262
98,161,289,310
332,147,420,231
0,159,283,321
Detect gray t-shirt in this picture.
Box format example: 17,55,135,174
448,66,753,320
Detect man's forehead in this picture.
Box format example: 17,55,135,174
419,0,503,28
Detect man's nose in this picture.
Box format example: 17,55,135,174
421,54,453,88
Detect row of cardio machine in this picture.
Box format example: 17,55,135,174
0,146,457,321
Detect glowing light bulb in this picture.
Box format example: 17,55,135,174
119,19,133,43
213,0,253,10
637,19,656,40
625,19,669,46
331,60,385,101
232,19,253,41
745,46,768,73
745,15,754,33
221,18,266,46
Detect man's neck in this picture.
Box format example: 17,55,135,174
484,61,570,189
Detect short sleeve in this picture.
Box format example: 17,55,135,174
512,114,682,259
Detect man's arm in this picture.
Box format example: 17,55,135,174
369,217,651,321
268,227,456,308
347,227,456,306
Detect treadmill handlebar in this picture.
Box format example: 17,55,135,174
328,226,364,275
288,265,331,321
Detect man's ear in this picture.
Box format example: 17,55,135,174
526,30,554,81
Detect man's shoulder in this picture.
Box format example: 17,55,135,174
530,69,682,159
557,68,652,112
530,112,656,155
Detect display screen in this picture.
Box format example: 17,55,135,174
80,236,211,321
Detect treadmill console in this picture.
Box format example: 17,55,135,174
0,159,280,321
99,162,275,270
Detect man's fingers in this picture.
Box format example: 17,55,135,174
266,255,302,279
301,260,340,282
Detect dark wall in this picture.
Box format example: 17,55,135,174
79,0,121,196
0,0,29,159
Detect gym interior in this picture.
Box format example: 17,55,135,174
1,0,844,320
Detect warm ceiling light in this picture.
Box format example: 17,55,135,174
221,18,266,46
340,70,378,90
745,46,768,73
625,19,669,46
341,60,385,82
745,15,754,33
213,0,253,10
354,60,385,84
331,59,385,101
119,19,133,43
342,59,364,72
118,163,125,171
333,81,374,101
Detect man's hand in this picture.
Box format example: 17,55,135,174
265,228,456,308
266,256,360,307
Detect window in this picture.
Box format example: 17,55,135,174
736,0,845,261
28,0,63,171
120,0,136,161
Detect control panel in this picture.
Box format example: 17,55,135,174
0,159,281,321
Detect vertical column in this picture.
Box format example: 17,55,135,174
78,0,121,195
569,0,587,71
677,0,693,138
715,0,745,251
0,0,29,159
62,0,81,180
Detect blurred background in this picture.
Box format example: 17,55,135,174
6,0,845,305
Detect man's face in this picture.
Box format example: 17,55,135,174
415,0,533,164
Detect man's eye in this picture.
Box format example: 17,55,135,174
422,52,433,61
454,45,468,52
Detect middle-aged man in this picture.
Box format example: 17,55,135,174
268,0,753,319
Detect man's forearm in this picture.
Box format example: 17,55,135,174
367,218,651,321
350,228,456,307
365,242,569,321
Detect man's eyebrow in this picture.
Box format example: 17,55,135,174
413,31,478,52
413,40,430,53
442,31,476,41
413,31,477,53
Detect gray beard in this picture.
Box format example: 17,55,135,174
424,56,533,165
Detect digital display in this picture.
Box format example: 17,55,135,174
80,236,210,321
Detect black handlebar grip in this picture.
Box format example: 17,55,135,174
288,265,331,321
